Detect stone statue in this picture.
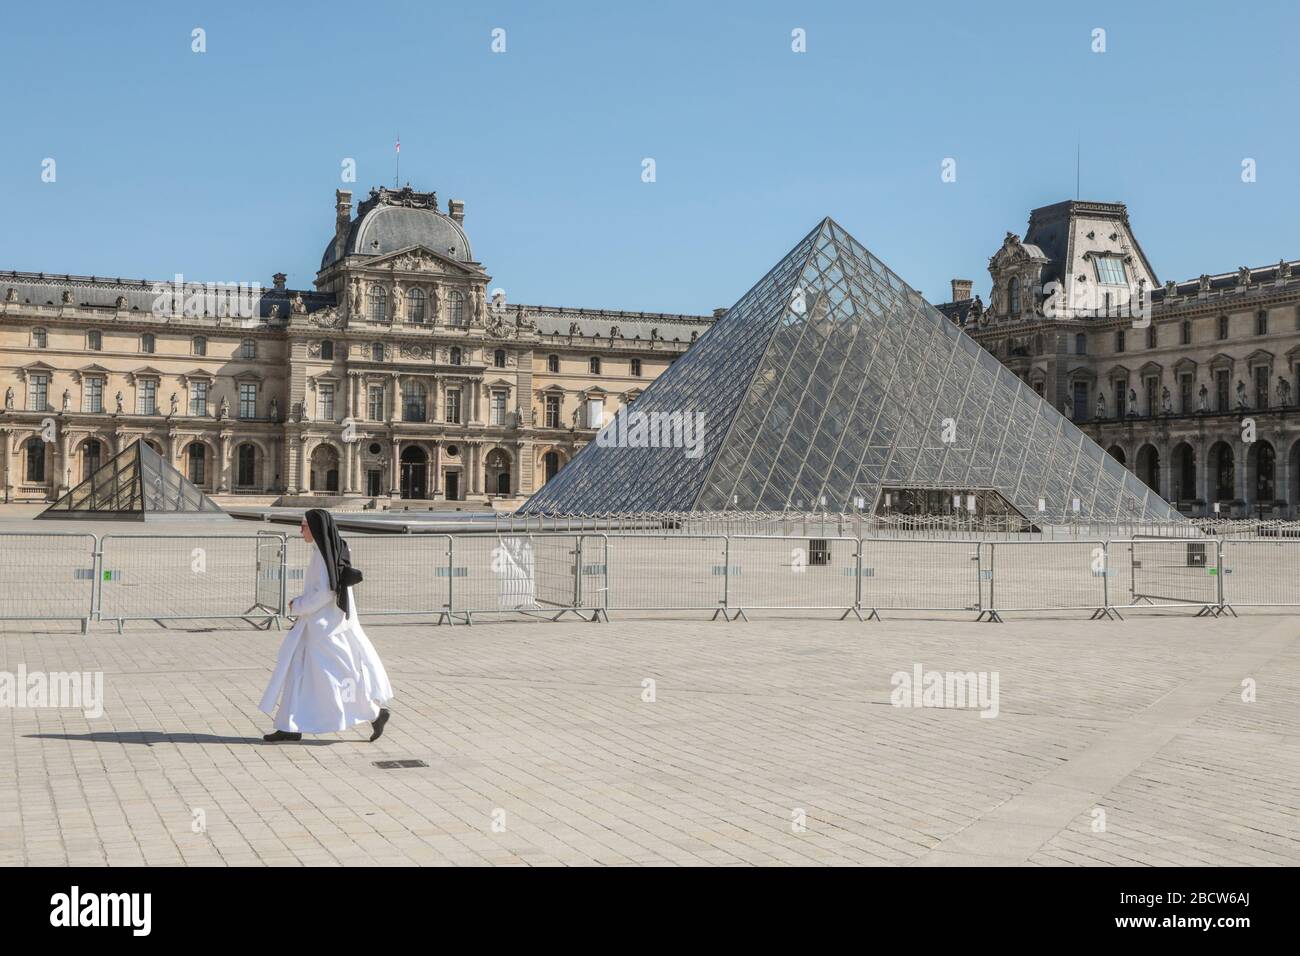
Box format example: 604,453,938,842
1236,265,1252,287
516,306,534,332
61,389,70,412
1277,376,1292,407
218,396,229,420
1096,393,1107,419
269,303,281,319
291,292,306,314
1199,274,1211,293
609,324,620,339
1161,386,1172,414
4,287,16,303
115,294,127,309
1236,380,1247,409
115,391,124,414
4,386,12,409
300,399,311,422
350,278,363,314
568,321,580,337
169,392,178,416
1279,259,1293,281
61,289,73,305
430,282,442,322
1164,280,1177,297
473,288,485,324
1128,387,1138,416
269,397,279,420
1198,383,1209,412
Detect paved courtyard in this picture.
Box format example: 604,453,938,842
2,606,1298,866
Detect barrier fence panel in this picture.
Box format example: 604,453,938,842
984,540,1107,614
602,534,727,611
343,534,452,618
98,535,275,627
254,533,286,618
0,532,97,630
1109,538,1221,610
1219,539,1300,608
577,534,610,612
727,535,858,612
859,539,981,613
448,534,581,618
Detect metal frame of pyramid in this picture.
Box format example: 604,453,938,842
37,438,228,520
522,218,1182,523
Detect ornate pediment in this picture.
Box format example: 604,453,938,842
363,245,483,277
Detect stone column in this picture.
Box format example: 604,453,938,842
343,438,355,495
389,373,400,423
58,428,71,498
390,437,400,496
468,443,480,495
519,439,534,494
0,429,10,503
1235,438,1249,507
431,442,441,495
1195,438,1209,511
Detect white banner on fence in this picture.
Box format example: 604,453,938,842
495,536,538,610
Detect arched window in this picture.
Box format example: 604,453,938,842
494,349,507,368
25,437,45,483
371,342,384,362
320,340,334,361
140,333,155,354
236,444,257,487
589,356,601,375
407,288,425,324
547,354,560,374
450,347,462,366
448,291,464,326
187,443,206,485
32,328,47,349
192,336,206,356
86,330,101,351
1007,277,1021,315
368,285,387,323
240,337,256,360
1075,333,1087,355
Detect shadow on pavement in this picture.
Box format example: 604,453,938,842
25,731,341,746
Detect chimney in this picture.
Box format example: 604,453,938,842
950,278,973,302
448,199,465,224
335,189,352,238
272,272,287,291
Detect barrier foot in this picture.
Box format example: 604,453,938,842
865,608,881,622
977,610,1003,623
435,611,452,626
1195,604,1218,618
839,607,865,622
1091,608,1123,621
731,609,749,623
80,618,89,635
1218,603,1238,618
589,608,609,623
711,608,726,622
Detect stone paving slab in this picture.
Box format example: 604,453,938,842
1,611,1298,866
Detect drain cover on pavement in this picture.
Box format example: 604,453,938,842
374,759,428,769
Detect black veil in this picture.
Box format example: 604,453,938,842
305,509,363,614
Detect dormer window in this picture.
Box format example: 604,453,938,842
1007,278,1021,315
1095,256,1128,285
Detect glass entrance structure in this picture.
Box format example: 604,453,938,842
37,439,227,520
521,218,1181,522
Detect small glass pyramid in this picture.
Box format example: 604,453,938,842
522,218,1180,522
38,439,225,519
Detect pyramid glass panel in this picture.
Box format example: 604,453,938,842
521,218,1182,522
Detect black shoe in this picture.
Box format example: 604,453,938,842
369,708,391,742
263,730,302,742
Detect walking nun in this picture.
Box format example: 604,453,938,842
260,509,393,742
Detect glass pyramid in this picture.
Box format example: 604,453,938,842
38,439,226,519
522,218,1180,522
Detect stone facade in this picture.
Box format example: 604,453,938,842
939,200,1300,518
0,185,714,505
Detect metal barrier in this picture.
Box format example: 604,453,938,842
859,539,982,616
726,535,859,620
1108,538,1222,615
98,535,280,631
980,540,1110,621
0,531,97,632
10,530,1300,629
1218,538,1300,611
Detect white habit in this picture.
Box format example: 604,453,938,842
260,547,393,734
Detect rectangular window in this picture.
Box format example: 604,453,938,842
189,381,208,417
367,385,385,421
1115,381,1127,417
490,391,506,426
138,379,157,415
1144,378,1157,416
1094,256,1128,285
83,377,104,414
1073,381,1088,421
545,394,561,428
28,373,49,411
1116,330,1126,353
586,397,604,429
1256,311,1268,335
445,389,461,424
1180,374,1193,414
1255,366,1269,408
403,382,426,422
1218,315,1229,340
318,383,335,421
1215,370,1230,411
631,358,642,377
239,383,257,419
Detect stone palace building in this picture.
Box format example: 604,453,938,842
937,200,1300,518
0,185,713,505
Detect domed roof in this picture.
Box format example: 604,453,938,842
321,186,473,270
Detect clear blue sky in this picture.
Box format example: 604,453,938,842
2,0,1296,313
